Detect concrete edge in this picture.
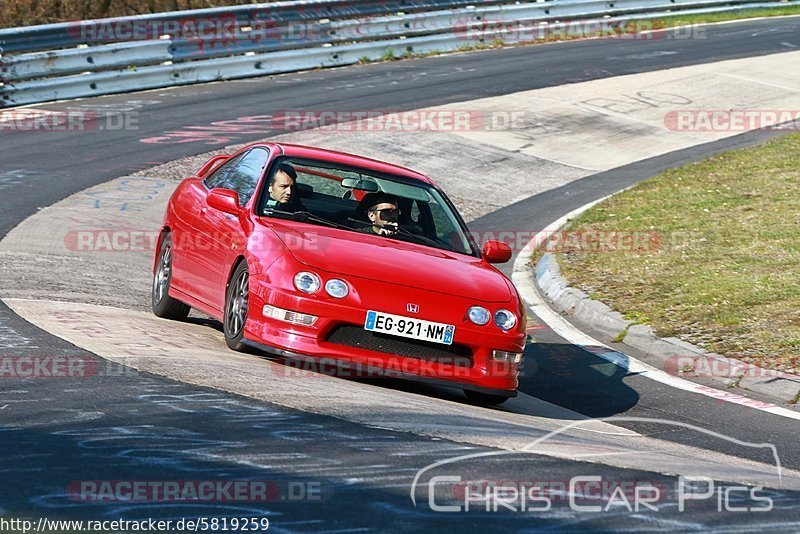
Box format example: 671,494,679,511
534,251,800,404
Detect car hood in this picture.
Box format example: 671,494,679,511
263,220,512,302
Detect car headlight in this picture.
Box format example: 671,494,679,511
294,271,321,293
325,278,349,298
494,309,517,331
468,306,490,325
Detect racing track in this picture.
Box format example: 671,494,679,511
2,17,800,530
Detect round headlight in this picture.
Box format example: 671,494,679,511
468,306,491,326
325,278,349,298
494,309,517,331
294,271,321,293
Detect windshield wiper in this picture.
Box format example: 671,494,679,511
267,209,354,231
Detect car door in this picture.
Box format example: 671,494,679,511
182,150,247,310
167,177,207,296
191,148,270,311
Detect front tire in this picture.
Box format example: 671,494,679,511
464,389,510,406
224,261,250,351
152,233,190,320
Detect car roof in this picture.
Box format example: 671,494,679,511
242,142,436,185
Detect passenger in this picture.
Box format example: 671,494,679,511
356,193,401,236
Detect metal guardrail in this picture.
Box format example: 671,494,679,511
0,0,796,107
0,0,521,54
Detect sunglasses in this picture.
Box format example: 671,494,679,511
370,207,400,218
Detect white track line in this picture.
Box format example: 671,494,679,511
511,196,800,421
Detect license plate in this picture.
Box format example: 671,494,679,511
364,310,455,345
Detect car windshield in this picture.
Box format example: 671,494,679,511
259,157,477,256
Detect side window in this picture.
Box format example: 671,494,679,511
223,148,269,206
204,152,247,190
429,201,456,240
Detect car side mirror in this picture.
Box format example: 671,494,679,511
482,240,512,264
207,188,240,215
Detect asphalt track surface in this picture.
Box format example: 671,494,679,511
2,17,800,531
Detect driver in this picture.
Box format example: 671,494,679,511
356,193,401,236
265,163,303,212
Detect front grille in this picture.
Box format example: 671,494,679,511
326,325,473,367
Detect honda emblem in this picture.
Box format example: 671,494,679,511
407,303,419,314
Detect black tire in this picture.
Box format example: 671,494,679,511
464,389,511,406
152,233,190,320
224,261,250,351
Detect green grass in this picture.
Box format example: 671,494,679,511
554,133,800,373
646,5,800,27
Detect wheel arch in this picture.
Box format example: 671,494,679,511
153,226,172,273
225,255,248,294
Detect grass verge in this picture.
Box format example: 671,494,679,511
644,5,800,27
555,133,800,373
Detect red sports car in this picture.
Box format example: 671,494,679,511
152,143,526,404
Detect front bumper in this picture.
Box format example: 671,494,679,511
244,287,525,395
242,339,518,398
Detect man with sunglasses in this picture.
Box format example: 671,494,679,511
356,193,401,236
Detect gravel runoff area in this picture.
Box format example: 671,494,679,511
557,132,800,376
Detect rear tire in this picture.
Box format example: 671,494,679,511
152,233,190,321
464,389,510,406
224,261,250,352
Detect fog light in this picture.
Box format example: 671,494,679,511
263,305,318,326
492,350,523,364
